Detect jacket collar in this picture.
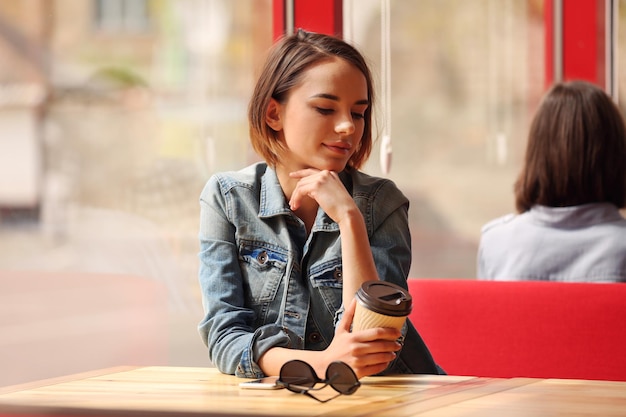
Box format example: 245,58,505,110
530,202,623,228
259,166,291,218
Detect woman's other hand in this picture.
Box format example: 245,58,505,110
321,298,402,379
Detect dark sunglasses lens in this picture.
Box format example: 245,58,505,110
280,360,318,390
326,362,360,395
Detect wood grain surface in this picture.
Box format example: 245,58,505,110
1,366,625,416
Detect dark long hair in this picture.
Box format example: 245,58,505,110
514,80,626,212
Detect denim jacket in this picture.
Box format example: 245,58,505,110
198,162,439,377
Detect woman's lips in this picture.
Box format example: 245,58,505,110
324,142,351,154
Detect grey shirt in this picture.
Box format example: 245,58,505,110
478,203,626,282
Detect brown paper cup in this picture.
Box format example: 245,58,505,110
351,281,412,332
352,301,407,331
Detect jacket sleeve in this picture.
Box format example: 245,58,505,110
197,175,291,378
364,179,412,288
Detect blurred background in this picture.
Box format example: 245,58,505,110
1,0,624,386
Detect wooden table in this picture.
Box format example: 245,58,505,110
1,366,626,416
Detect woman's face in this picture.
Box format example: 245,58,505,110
267,57,368,173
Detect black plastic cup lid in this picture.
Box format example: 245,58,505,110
355,281,412,317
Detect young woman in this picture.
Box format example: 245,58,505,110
198,30,440,379
478,80,626,282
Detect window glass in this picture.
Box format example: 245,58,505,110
0,0,559,385
344,0,546,277
0,0,272,386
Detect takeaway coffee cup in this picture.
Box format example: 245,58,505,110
352,281,412,332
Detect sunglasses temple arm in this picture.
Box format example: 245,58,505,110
304,391,341,404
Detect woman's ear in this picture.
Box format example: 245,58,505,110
265,98,283,131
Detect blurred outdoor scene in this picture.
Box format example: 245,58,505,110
1,0,623,386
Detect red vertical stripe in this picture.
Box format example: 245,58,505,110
562,0,605,86
273,0,343,40
272,0,285,41
294,0,342,37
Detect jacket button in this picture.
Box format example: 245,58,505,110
256,251,268,264
333,267,342,282
308,332,322,343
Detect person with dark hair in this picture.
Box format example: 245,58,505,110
198,30,440,379
478,80,626,282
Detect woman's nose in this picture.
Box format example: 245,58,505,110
335,119,355,135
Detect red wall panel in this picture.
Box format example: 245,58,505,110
273,0,342,40
545,0,606,88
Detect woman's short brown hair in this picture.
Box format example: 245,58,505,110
248,29,375,169
514,80,626,212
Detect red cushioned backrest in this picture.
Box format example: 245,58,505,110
408,279,626,381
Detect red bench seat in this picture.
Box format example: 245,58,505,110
408,279,626,381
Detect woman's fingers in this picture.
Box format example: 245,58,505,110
288,170,352,218
353,325,403,342
338,298,357,332
289,170,338,201
346,333,401,356
334,314,403,377
348,348,399,379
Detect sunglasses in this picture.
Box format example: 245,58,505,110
277,359,361,403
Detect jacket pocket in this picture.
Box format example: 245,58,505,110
239,241,287,305
309,259,343,312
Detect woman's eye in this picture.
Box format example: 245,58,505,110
316,107,334,115
352,112,365,120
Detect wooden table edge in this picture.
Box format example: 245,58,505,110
322,377,542,417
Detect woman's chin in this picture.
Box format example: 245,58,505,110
315,161,349,173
